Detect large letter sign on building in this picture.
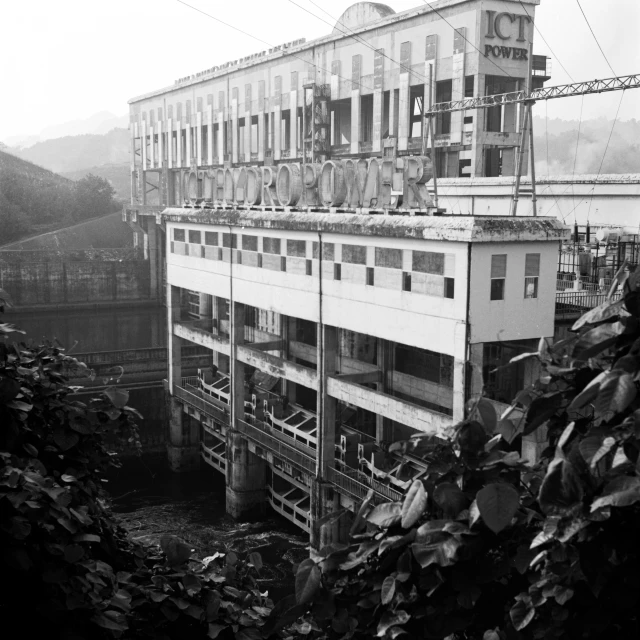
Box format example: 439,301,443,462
484,10,531,59
188,155,434,211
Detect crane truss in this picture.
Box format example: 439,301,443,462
424,73,640,116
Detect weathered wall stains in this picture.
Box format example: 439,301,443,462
0,260,151,308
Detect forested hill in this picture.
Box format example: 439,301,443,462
8,127,129,174
0,150,120,245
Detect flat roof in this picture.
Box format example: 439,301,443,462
129,0,540,105
161,208,568,243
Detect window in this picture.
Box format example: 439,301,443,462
281,256,287,272
342,244,367,264
444,277,455,299
222,233,237,248
403,272,412,292
258,254,263,268
306,259,312,276
312,242,335,260
524,253,540,299
188,230,201,244
464,75,475,98
205,231,218,246
413,251,444,275
286,239,306,257
435,80,452,135
375,247,402,269
366,267,374,286
490,254,507,300
394,344,454,386
242,235,258,251
263,237,281,254
173,228,185,242
334,263,342,281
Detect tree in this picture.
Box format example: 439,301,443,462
0,290,272,639
74,173,118,220
281,263,640,639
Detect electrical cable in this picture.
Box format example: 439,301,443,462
420,0,514,78
569,94,585,222
518,1,575,82
585,90,625,223
575,0,617,76
174,0,376,93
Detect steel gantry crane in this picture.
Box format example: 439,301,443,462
423,73,640,216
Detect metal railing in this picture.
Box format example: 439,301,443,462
75,345,209,365
555,290,623,319
173,383,229,424
236,418,316,474
327,467,403,504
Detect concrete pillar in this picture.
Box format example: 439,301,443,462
167,397,200,472
452,321,468,423
376,339,392,442
207,105,214,166
258,80,265,162
350,54,361,155
372,49,384,154
168,284,182,390
141,119,148,169
185,123,192,167
196,111,203,166
311,480,351,550
317,324,337,478
167,119,173,169
450,29,465,146
231,91,239,165
147,218,159,300
226,300,267,519
176,121,182,169
398,42,411,151
225,431,266,520
274,76,282,161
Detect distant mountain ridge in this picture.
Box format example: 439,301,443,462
7,128,129,174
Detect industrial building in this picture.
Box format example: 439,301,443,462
125,0,571,542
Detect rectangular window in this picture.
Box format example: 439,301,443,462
395,344,454,386
236,250,242,265
188,230,201,244
341,244,367,265
306,259,312,276
435,80,452,135
403,272,412,292
334,263,342,281
375,247,402,269
263,237,281,254
258,254,263,268
222,233,237,248
242,235,258,251
464,75,475,98
205,231,218,246
170,241,175,253
312,242,335,260
463,115,473,125
286,239,306,257
444,277,455,299
412,251,444,275
281,256,287,272
524,253,540,299
366,267,374,286
173,228,185,242
490,254,507,301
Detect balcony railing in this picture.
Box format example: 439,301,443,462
173,382,230,424
327,466,403,504
555,290,623,320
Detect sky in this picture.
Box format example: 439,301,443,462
1,0,638,141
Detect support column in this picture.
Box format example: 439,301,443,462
274,76,282,161
217,91,225,164
398,42,411,151
185,122,192,167
226,300,267,519
196,110,203,166
207,104,214,166
452,321,467,423
376,339,392,442
245,83,253,163
372,49,384,154
168,284,182,390
311,323,339,548
231,89,239,164
167,397,200,472
176,120,182,169
258,80,265,162
147,218,159,300
450,28,465,146
350,54,361,155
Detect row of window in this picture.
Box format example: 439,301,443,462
490,253,540,300
170,241,455,299
172,228,454,275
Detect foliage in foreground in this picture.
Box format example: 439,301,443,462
280,265,640,639
0,295,271,640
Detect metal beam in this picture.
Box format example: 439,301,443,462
425,74,640,116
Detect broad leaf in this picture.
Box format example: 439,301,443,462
572,298,626,331
377,610,410,636
569,370,608,410
591,476,640,511
295,558,321,604
477,398,497,433
523,393,563,436
105,387,129,409
572,322,624,361
367,502,402,528
381,576,396,605
510,599,535,631
401,480,427,529
476,483,519,534
433,483,468,518
595,372,636,416
538,458,583,515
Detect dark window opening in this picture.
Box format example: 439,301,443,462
334,263,342,281
263,237,281,254
312,241,335,260
444,277,455,298
242,235,258,251
174,228,185,242
286,239,306,257
435,80,452,135
306,259,312,276
395,344,453,386
188,230,201,244
366,267,374,286
410,85,424,138
402,272,411,291
464,75,475,98
222,233,237,248
459,159,472,178
361,94,374,143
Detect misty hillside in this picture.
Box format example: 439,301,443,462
8,128,129,174
0,150,120,245
532,117,640,176
61,163,130,202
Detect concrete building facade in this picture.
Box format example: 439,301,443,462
125,0,573,541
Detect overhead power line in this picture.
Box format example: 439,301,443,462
575,0,617,76
174,0,376,93
518,1,575,82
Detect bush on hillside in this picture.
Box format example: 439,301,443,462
279,264,640,639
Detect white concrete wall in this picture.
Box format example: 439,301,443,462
468,240,556,344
